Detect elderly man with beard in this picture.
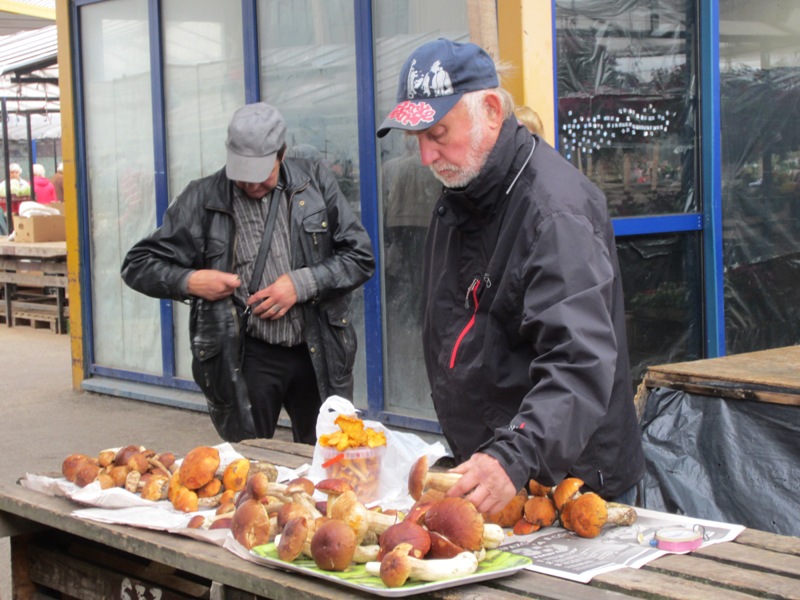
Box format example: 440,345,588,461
377,39,644,515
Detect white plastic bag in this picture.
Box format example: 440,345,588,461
307,396,448,509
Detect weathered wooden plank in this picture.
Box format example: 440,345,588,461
27,543,200,599
0,238,68,258
643,375,800,406
735,528,800,556
646,346,800,395
694,540,800,578
492,569,636,599
65,539,211,597
595,566,764,599
0,272,68,287
649,553,799,599
240,439,315,460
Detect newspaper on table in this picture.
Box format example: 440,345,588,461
500,507,744,583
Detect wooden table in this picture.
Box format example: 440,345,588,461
0,236,68,333
1,439,799,599
640,346,800,537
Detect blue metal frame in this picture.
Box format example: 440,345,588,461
242,0,260,101
699,0,725,357
613,213,703,237
147,0,177,379
72,0,96,372
353,0,385,421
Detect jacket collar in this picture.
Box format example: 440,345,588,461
436,117,535,230
204,159,313,213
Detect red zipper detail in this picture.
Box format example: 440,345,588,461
449,278,481,369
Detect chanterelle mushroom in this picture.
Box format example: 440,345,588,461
365,542,479,588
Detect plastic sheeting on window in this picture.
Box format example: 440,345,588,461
720,66,800,354
640,386,800,537
555,0,697,217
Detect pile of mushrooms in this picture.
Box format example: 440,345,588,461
408,456,637,540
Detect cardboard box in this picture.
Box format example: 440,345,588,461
13,213,66,243
49,202,65,215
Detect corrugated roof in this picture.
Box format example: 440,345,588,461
0,24,57,76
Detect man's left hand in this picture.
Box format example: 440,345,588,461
445,452,517,515
248,273,297,320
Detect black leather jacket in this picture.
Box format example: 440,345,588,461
121,159,375,441
423,118,644,499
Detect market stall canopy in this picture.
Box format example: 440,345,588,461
0,23,60,140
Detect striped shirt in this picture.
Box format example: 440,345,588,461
232,183,306,346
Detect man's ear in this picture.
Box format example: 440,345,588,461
484,92,505,130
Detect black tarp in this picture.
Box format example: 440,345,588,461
640,387,800,537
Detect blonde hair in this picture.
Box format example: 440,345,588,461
514,106,544,136
33,163,46,177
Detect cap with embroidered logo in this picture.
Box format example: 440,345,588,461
225,102,287,183
376,38,498,138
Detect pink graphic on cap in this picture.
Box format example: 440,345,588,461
387,101,436,127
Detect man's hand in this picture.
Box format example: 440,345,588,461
445,452,517,515
186,270,240,301
248,273,298,320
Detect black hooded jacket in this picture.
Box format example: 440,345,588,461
422,117,644,499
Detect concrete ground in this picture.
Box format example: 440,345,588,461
0,324,295,485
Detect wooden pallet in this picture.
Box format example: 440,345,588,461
7,308,68,334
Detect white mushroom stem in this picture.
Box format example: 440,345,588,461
365,546,479,587
352,544,380,563
606,502,638,526
482,523,504,549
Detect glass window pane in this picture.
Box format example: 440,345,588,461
162,0,245,380
81,0,161,374
374,0,470,420
257,0,368,406
618,233,703,384
555,1,698,217
720,1,800,353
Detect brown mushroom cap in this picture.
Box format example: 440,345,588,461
74,461,101,488
552,477,584,511
62,454,92,483
245,471,272,500
329,490,369,543
231,499,271,549
141,474,170,501
484,488,528,527
425,530,465,559
310,519,356,571
378,520,431,560
523,495,557,529
277,516,309,562
286,477,315,496
222,458,250,492
179,446,221,490
114,445,141,467
562,492,607,538
407,455,429,501
379,542,414,587
423,497,484,552
528,479,552,497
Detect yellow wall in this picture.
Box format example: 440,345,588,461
56,0,84,388
497,0,556,145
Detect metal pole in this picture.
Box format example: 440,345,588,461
2,97,12,234
26,115,35,202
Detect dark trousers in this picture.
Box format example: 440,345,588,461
241,336,321,445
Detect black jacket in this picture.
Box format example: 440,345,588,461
422,118,644,499
121,159,375,441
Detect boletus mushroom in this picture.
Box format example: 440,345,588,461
365,542,479,588
407,456,462,501
310,518,356,571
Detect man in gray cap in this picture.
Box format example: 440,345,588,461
378,38,643,515
122,102,375,444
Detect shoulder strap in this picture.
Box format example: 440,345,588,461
248,184,282,296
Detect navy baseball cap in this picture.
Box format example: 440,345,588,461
377,38,499,138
